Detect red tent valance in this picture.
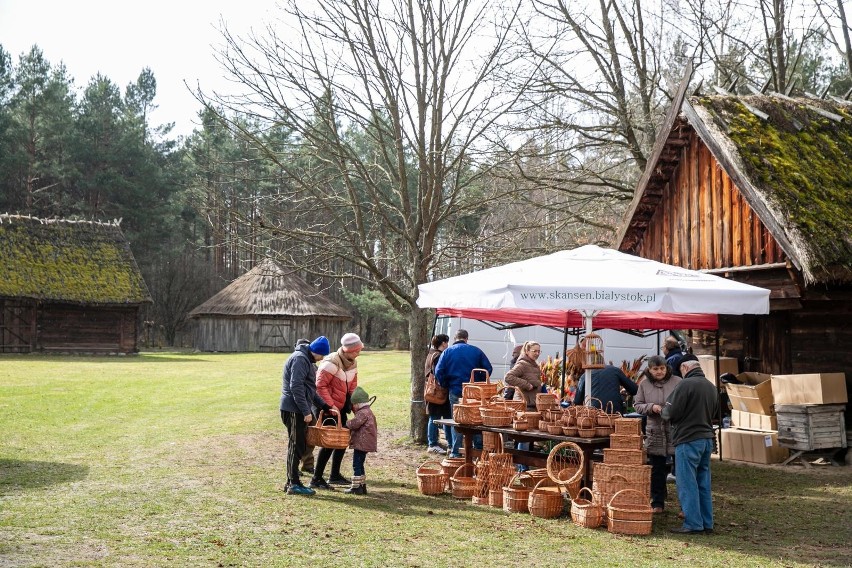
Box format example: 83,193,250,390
436,307,718,330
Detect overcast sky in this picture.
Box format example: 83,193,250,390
0,0,278,138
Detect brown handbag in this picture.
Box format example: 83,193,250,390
424,373,448,405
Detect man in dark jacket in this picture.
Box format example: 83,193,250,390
572,365,638,415
662,354,720,534
663,335,687,377
280,336,332,495
435,329,492,458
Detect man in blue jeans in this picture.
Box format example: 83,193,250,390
662,354,719,534
435,329,492,458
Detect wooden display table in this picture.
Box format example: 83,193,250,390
434,419,610,483
776,404,848,467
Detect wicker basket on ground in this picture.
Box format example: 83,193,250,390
472,457,492,505
546,441,585,499
441,457,466,483
416,460,446,496
593,463,652,488
607,489,653,535
503,472,534,513
450,463,477,499
528,478,564,519
527,468,549,483
613,417,643,435
591,473,630,510
306,408,350,449
570,487,604,529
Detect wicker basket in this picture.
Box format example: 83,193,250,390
305,408,350,449
453,403,483,425
591,473,631,510
603,448,647,465
488,488,503,508
596,401,620,428
520,411,542,424
462,369,498,402
613,417,643,435
441,457,465,481
527,468,549,483
491,388,527,413
593,463,651,488
416,460,446,496
482,431,503,452
571,486,604,529
480,405,514,427
609,433,643,450
513,419,529,431
562,426,578,437
577,415,597,438
535,392,559,412
546,441,585,500
528,479,564,519
607,489,653,535
594,426,614,437
450,463,477,499
502,472,534,513
546,423,563,435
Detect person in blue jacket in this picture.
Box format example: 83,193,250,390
572,364,638,415
435,329,492,458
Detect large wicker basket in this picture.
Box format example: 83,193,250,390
450,463,477,499
306,408,350,449
453,403,483,425
571,487,604,529
503,472,534,514
480,405,514,427
416,460,446,496
528,479,564,519
603,448,647,465
613,417,643,435
607,489,653,535
482,431,503,452
546,441,584,499
610,433,644,450
535,392,559,412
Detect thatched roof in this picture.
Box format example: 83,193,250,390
620,90,852,284
0,214,151,305
188,258,351,319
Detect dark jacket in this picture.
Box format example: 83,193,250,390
666,351,686,378
661,367,719,446
572,365,638,415
280,345,330,416
434,341,493,397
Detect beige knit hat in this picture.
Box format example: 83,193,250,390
341,333,363,351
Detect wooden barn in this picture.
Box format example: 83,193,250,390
618,76,852,415
188,258,351,352
0,215,151,354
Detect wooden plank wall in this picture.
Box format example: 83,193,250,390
37,304,139,353
194,317,346,352
0,299,35,353
636,131,785,270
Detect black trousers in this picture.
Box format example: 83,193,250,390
314,412,348,480
649,453,669,509
282,410,307,486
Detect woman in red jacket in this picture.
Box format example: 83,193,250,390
309,333,362,489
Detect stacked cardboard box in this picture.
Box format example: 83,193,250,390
771,373,848,453
722,372,788,464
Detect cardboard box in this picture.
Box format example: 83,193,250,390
697,355,739,380
720,428,789,464
731,409,777,432
771,373,848,405
726,372,774,415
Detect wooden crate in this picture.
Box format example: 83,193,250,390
775,404,847,451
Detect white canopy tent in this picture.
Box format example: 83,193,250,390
417,245,771,403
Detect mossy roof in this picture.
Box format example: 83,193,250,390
688,94,852,283
188,258,351,319
0,216,151,304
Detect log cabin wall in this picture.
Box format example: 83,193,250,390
194,317,346,353
634,131,786,270
36,303,139,354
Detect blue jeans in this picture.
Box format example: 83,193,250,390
428,416,453,448
675,438,714,531
352,449,367,477
449,392,463,457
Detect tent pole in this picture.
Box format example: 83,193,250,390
560,328,568,400
584,315,593,406
716,328,723,461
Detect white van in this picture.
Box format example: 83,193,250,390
434,315,666,379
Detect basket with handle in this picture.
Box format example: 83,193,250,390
490,388,526,413
482,430,503,452
576,397,603,418
449,463,477,499
513,418,529,431
546,423,563,435
480,405,514,427
305,408,350,449
535,392,559,412
462,369,497,402
502,471,534,513
472,458,491,505
596,400,620,428
570,487,604,529
528,478,564,519
453,402,483,425
416,460,446,496
546,441,584,500
591,473,631,511
562,425,578,437
594,425,614,437
607,489,653,535
577,415,597,438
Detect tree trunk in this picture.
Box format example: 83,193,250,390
408,306,430,444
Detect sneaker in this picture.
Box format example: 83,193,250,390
309,477,334,490
448,454,462,459
666,473,677,483
286,484,316,496
427,446,444,454
328,475,351,486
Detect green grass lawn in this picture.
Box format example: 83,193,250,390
1,351,850,567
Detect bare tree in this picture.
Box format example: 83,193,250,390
201,0,533,441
